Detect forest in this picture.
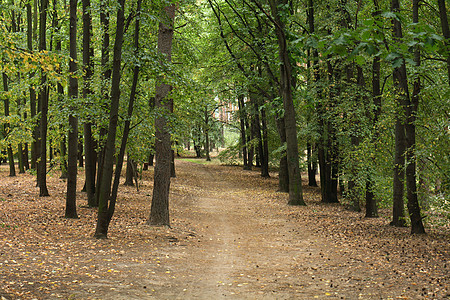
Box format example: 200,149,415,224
0,0,449,298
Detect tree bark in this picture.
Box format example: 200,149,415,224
391,0,407,227
2,74,16,177
275,115,289,192
117,3,144,194
365,1,381,218
65,0,79,219
319,59,339,204
95,0,126,238
307,143,317,187
26,2,37,170
204,106,211,161
83,0,96,207
246,108,254,169
52,0,67,180
269,0,305,205
95,1,111,206
17,84,25,174
124,157,135,186
261,106,270,178
237,94,248,169
437,0,450,86
405,0,425,234
148,4,176,226
306,0,318,188
38,0,49,196
365,39,381,218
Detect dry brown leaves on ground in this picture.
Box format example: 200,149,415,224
0,160,448,299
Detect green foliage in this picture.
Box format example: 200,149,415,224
217,142,240,165
0,0,448,230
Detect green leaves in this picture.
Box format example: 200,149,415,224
385,52,403,68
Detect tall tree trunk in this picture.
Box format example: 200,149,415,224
275,115,289,192
38,0,49,196
17,80,25,174
124,156,135,186
437,0,450,86
27,1,37,170
32,0,40,177
307,143,317,186
319,59,339,204
65,0,79,219
307,0,318,188
59,130,68,179
261,106,270,178
365,34,381,217
308,0,332,198
237,94,248,169
94,0,126,238
170,101,176,178
405,0,425,234
52,0,66,179
269,0,305,206
148,4,176,226
95,1,111,206
77,141,83,167
365,1,381,218
204,106,211,161
391,0,407,227
347,64,365,212
2,74,16,177
116,0,142,195
83,0,96,207
246,109,253,168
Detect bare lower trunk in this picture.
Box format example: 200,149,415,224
238,94,248,169
65,0,79,218
95,0,126,238
391,0,408,227
269,0,305,206
276,115,289,193
148,5,176,226
406,0,425,234
307,143,317,187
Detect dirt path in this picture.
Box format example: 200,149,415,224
151,161,317,299
0,159,448,299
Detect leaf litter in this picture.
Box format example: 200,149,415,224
0,160,448,299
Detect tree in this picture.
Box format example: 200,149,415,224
2,73,15,177
95,0,112,207
148,4,176,226
110,0,142,218
95,0,126,238
65,0,79,219
82,0,96,207
38,0,49,196
390,0,408,227
268,0,305,206
437,0,450,86
26,0,38,170
364,0,382,218
405,0,425,234
237,93,249,169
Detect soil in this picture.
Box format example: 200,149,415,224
0,159,448,299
